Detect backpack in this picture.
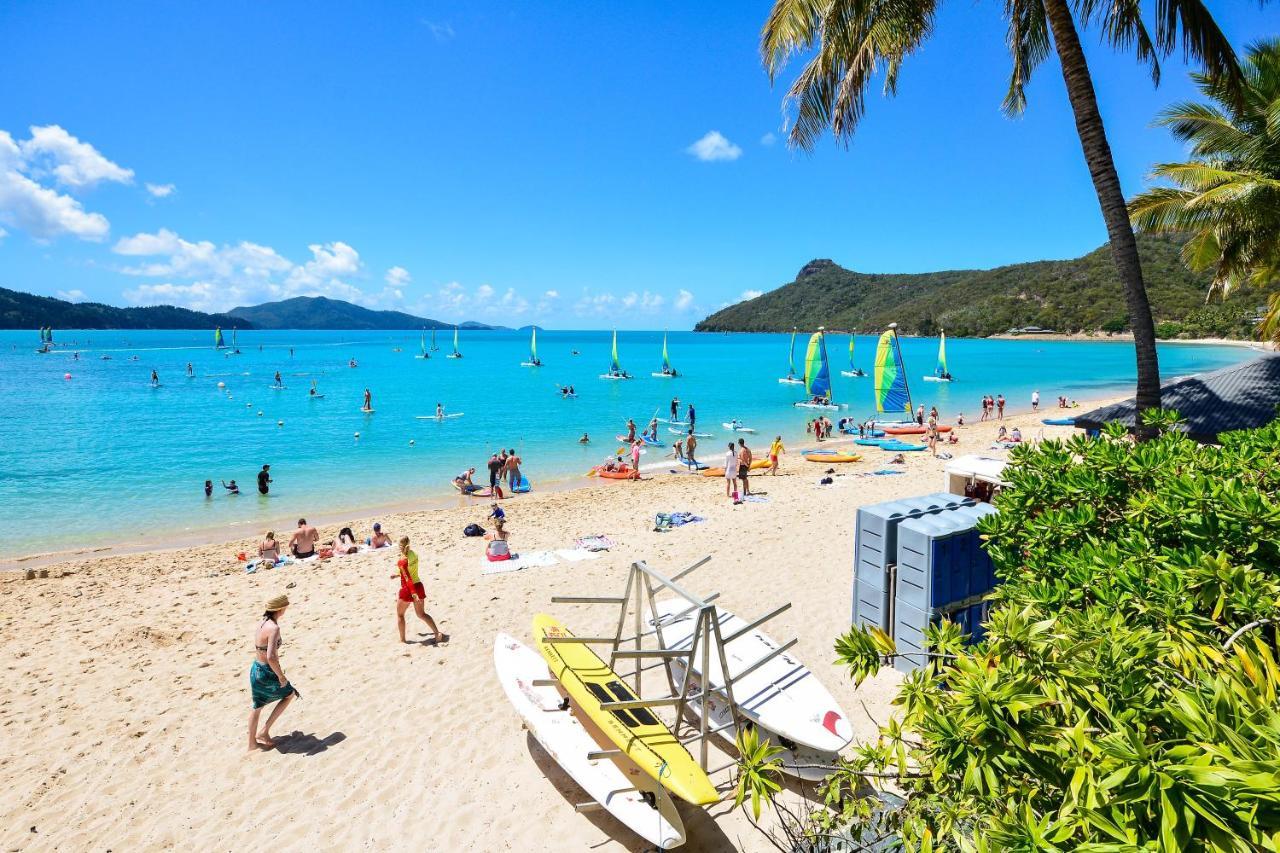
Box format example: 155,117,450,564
463,523,486,537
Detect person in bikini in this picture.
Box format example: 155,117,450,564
393,537,444,645
258,531,281,566
248,593,298,750
289,518,319,558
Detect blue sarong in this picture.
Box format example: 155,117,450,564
250,660,299,709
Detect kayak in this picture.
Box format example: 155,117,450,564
699,459,770,477
803,451,862,463
594,467,639,480
854,438,893,447
1042,417,1076,426
880,441,926,452
883,425,951,435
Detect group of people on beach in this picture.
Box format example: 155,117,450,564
721,437,763,503
978,394,1007,421
808,416,835,440
207,464,273,498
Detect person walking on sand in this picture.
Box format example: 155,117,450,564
769,435,784,475
737,438,753,497
997,394,1006,420
394,537,444,645
723,442,740,502
926,414,940,457
248,593,298,751
630,440,642,479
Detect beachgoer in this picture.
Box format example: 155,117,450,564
630,441,642,479
454,467,479,494
222,479,240,495
724,443,740,502
505,449,522,488
289,518,319,558
274,371,282,386
436,402,444,418
248,593,297,751
334,527,359,555
671,397,679,421
672,437,685,462
929,406,939,422
310,381,318,397
488,503,507,539
686,432,698,463
625,419,637,442
487,453,502,491
257,464,272,495
915,405,925,426
204,479,213,498
737,439,753,496
687,403,696,430
769,435,784,475
258,531,280,565
349,358,357,368
579,433,590,444
979,396,989,422
1010,427,1023,442
647,417,659,442
186,363,193,377
1031,390,1040,411
997,425,1009,442
926,416,939,457
151,369,159,386
997,395,1006,420
957,412,965,426
363,388,372,411
394,537,443,645
369,523,391,548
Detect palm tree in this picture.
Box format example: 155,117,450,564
1129,39,1280,342
760,0,1244,435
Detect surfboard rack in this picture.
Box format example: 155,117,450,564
550,556,794,776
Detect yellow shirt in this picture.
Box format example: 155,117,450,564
769,439,784,456
399,550,421,585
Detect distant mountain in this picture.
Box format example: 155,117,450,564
0,286,251,330
227,296,497,331
696,235,1277,339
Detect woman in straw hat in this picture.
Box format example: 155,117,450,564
248,593,299,750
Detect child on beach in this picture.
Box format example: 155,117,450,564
393,537,444,646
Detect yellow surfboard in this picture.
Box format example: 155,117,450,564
532,614,719,806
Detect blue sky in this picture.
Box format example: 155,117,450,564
0,1,1272,329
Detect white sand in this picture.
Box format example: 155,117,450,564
0,405,1100,852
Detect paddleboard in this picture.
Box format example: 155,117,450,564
309,394,325,399
268,385,287,390
511,475,532,494
649,599,852,777
721,423,756,433
361,408,375,414
416,413,465,419
669,427,712,438
493,635,685,849
532,614,718,806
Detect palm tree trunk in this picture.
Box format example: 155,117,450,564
1043,0,1161,436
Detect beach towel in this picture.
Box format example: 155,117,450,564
249,660,299,709
575,535,613,552
481,550,560,575
554,548,601,563
742,494,769,503
668,512,704,527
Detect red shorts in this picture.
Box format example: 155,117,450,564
398,581,426,603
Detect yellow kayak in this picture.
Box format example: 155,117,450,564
532,614,719,806
699,458,770,477
804,452,862,463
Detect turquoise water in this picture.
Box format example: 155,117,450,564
0,329,1254,558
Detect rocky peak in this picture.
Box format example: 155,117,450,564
797,259,836,279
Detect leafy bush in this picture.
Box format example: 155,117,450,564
1155,320,1185,338
1101,317,1128,333
805,413,1280,850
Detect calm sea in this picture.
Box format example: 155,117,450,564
0,328,1255,558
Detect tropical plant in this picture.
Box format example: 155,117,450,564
733,726,786,820
785,413,1280,849
1130,39,1280,342
759,0,1247,436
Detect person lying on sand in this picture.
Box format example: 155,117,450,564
333,527,359,555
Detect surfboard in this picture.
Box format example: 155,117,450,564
416,413,465,420
511,475,532,493
494,635,685,848
533,614,719,806
721,423,756,433
649,599,852,779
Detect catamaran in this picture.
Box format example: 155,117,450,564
874,323,915,422
446,326,463,359
416,327,430,359
651,330,678,377
227,326,242,355
793,328,843,410
520,327,542,367
840,335,865,377
778,328,804,384
599,329,631,379
922,330,953,382
36,326,52,353
431,328,439,351
214,327,226,350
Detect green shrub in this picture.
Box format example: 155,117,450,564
804,414,1280,851
1155,320,1185,338
1101,317,1127,333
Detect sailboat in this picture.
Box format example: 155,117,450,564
520,327,542,367
793,328,842,410
214,327,226,350
874,324,915,419
446,326,463,359
921,330,953,382
416,327,430,359
651,330,678,377
36,326,52,353
777,328,804,384
227,327,242,355
840,335,865,377
599,329,631,379
431,328,440,351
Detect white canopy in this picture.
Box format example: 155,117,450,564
943,454,1009,496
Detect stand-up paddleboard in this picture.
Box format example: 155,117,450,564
669,427,712,438
309,394,325,400
511,474,532,494
721,423,756,433
533,614,719,806
360,408,375,414
416,413,465,420
494,635,685,849
268,384,287,390
649,599,852,780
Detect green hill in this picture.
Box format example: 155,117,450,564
695,235,1274,339
0,286,250,330
227,296,496,331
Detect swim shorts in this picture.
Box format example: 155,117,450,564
399,581,426,603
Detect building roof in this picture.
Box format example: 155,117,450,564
1074,353,1280,442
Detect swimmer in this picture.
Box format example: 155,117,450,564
222,479,240,495
579,433,590,444
349,358,358,368
204,479,213,498
310,380,318,396
151,369,159,386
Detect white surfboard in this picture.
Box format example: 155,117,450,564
493,634,685,849
415,413,465,419
649,599,852,777
721,423,756,433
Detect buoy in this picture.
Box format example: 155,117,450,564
64,373,72,380
257,411,263,417
409,439,415,446
277,420,284,427
217,381,226,388
354,432,360,438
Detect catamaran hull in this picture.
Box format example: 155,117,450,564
794,402,845,411
840,370,866,378
778,378,804,385
921,376,952,383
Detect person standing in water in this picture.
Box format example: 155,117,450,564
436,402,444,418
363,388,372,411
393,537,444,645
309,380,318,397
248,593,298,750
186,362,193,377
150,369,159,387
274,370,282,386
687,403,696,430
670,397,679,421
257,464,272,495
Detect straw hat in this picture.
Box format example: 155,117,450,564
265,593,290,612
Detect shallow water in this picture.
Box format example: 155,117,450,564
0,328,1253,557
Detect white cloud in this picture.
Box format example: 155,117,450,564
421,19,455,41
385,266,411,287
543,289,559,299
0,129,113,241
474,283,495,301
760,132,777,146
686,130,742,162
123,281,224,313
145,182,175,198
20,125,134,189
56,289,85,302
739,289,763,302
675,289,695,311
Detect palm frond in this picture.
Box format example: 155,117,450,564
1002,0,1050,115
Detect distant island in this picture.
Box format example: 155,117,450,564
696,234,1276,340
0,288,499,331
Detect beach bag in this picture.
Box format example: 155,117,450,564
463,523,486,537
653,513,672,532
486,539,511,561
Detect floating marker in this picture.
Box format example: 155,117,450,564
64,373,72,380
277,420,284,427
217,381,226,388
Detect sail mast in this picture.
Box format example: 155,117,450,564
892,325,915,413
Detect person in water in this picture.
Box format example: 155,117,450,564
186,362,193,377
505,448,522,488
671,397,679,421
204,479,213,497
646,417,659,441
222,479,240,495
363,388,372,411
454,467,479,494
436,402,444,418
248,593,297,751
624,419,637,442
349,358,357,368
257,464,272,495
310,381,318,397
687,403,696,429
151,369,159,386
685,431,698,463
274,371,282,386
393,537,444,645
578,433,590,444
